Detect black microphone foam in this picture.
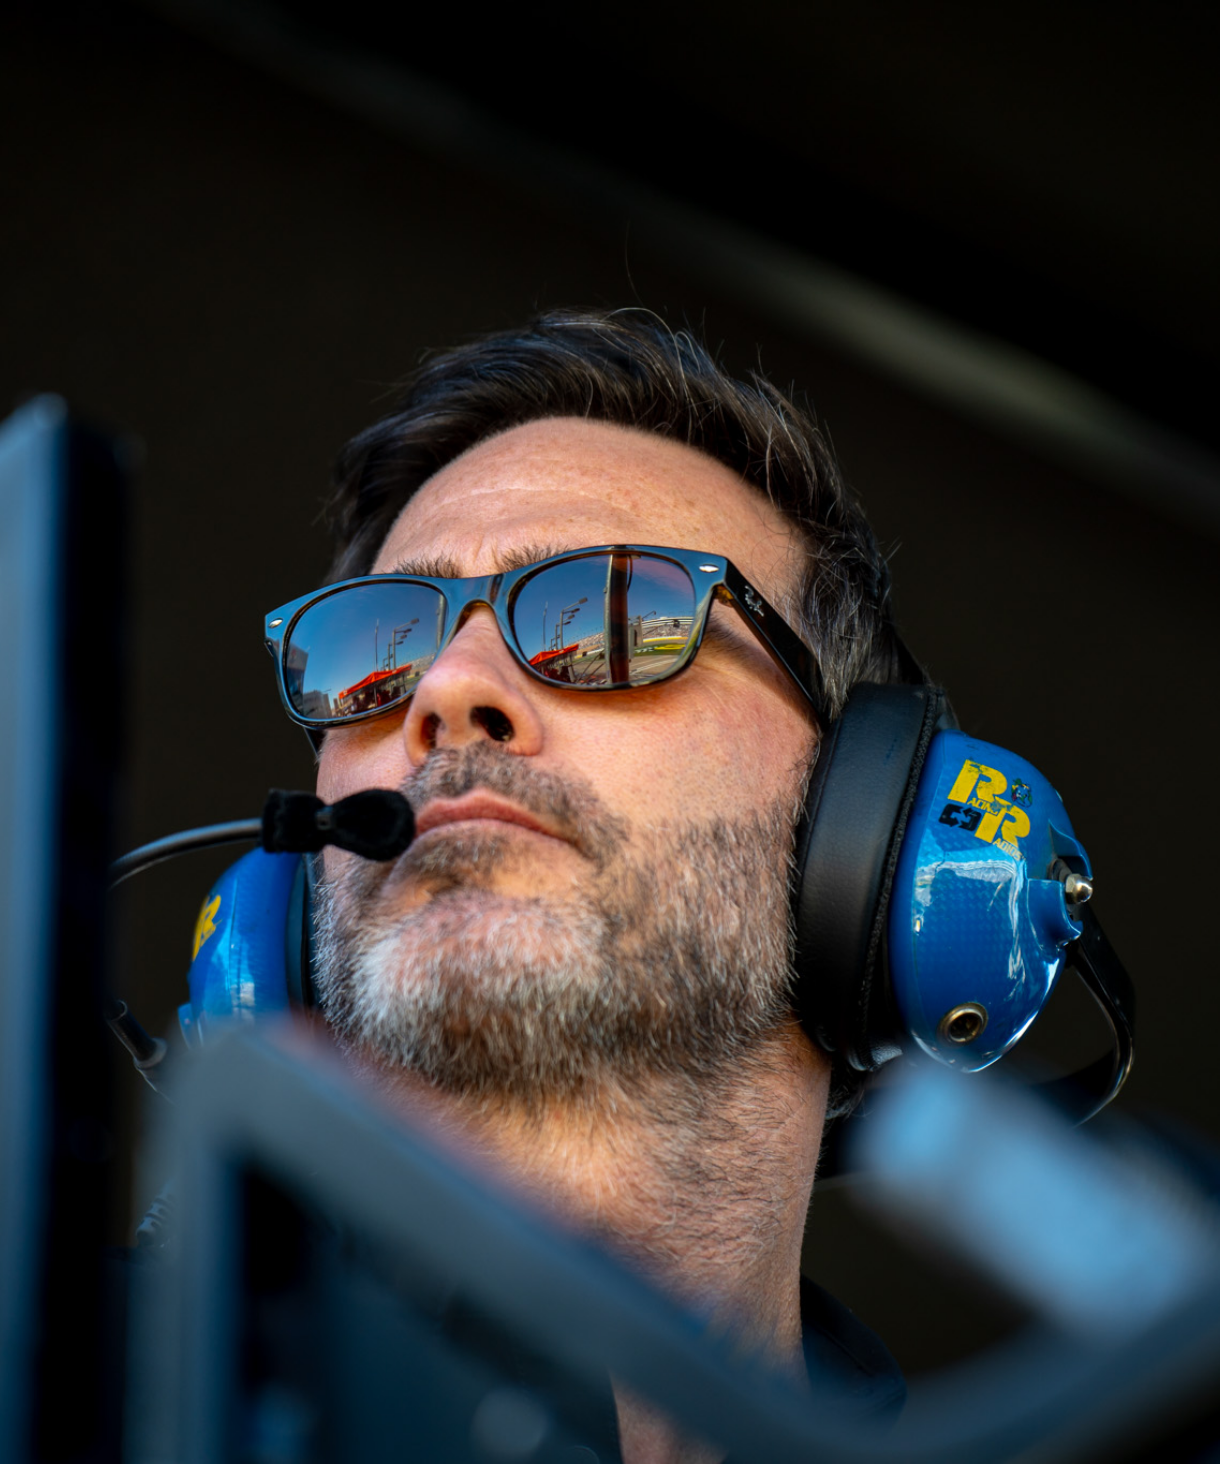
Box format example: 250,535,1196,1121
262,789,415,860
321,788,416,860
262,790,326,852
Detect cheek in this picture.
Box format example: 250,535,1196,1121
689,699,812,812
316,721,408,804
557,689,813,824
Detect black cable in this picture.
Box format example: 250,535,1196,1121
108,819,263,888
103,997,171,1098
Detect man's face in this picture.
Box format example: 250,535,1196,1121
314,417,819,1099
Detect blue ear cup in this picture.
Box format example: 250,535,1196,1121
887,730,1090,1071
791,682,1107,1083
178,848,307,1047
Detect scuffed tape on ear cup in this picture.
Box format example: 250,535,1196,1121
791,683,944,1070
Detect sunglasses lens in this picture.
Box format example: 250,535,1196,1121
511,553,697,688
283,582,446,722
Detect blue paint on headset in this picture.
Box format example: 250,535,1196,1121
178,847,298,1048
887,730,1091,1072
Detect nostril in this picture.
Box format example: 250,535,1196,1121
420,712,441,750
473,706,513,743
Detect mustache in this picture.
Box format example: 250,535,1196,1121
398,743,629,870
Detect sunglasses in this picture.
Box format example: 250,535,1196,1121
264,545,826,731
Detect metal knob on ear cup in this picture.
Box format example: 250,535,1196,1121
1064,872,1094,905
938,1003,988,1045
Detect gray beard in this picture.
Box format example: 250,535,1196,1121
312,744,798,1103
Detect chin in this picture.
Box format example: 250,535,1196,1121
374,887,592,983
316,884,619,1099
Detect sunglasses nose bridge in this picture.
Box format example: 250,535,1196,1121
437,578,507,654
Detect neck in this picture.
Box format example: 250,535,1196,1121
369,1023,829,1464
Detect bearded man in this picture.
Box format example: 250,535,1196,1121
276,310,908,1460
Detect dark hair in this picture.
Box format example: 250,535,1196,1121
326,308,903,719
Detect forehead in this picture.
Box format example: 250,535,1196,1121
371,417,806,603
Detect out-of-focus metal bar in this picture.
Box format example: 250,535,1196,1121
0,397,128,1462
132,1029,1220,1464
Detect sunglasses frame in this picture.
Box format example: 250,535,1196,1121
264,544,828,733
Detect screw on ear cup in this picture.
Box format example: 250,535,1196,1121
791,682,947,1071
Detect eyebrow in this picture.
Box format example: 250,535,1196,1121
387,552,464,578
387,543,579,578
495,542,572,572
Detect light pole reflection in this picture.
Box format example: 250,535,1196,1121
551,597,587,650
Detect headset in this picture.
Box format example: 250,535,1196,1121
163,679,1134,1124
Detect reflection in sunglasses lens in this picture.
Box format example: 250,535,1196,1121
511,554,696,688
284,582,446,720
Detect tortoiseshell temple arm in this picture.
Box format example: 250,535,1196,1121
719,563,829,728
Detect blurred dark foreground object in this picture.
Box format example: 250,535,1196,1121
126,1027,1220,1464
0,397,128,1462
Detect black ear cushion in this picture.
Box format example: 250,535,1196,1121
284,853,319,1009
791,683,944,1070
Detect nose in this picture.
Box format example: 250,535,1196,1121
401,608,545,764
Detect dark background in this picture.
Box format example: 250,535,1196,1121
4,0,1217,1378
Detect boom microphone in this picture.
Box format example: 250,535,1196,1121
108,788,416,886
